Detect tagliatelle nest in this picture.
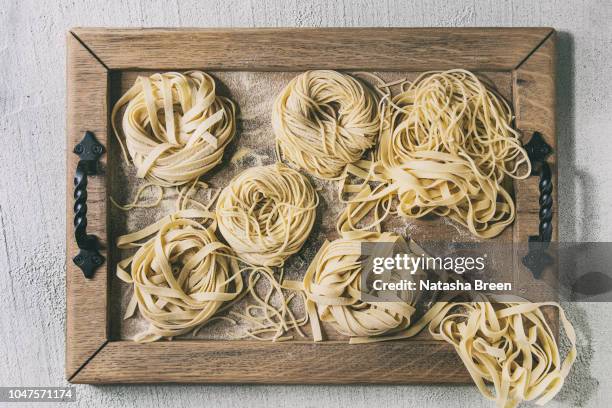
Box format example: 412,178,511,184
111,71,236,187
116,209,243,342
302,231,418,340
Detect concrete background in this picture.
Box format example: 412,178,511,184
1,0,610,406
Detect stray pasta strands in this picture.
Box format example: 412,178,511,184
110,182,164,210
229,266,309,342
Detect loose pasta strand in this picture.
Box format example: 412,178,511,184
110,182,164,210
229,266,309,342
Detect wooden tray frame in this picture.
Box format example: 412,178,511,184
66,27,557,384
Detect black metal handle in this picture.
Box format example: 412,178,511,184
73,131,105,279
522,132,554,278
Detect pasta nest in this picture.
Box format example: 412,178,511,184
377,69,531,238
427,300,577,408
116,210,243,342
272,70,380,180
111,71,236,187
216,163,318,267
302,232,417,340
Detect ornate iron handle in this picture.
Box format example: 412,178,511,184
73,131,105,279
522,132,554,278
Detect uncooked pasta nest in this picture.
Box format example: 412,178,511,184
216,163,318,267
111,71,236,187
341,69,531,238
116,209,243,342
427,300,577,408
272,70,380,180
349,292,577,408
301,231,418,340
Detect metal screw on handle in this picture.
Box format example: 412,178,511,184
72,131,105,279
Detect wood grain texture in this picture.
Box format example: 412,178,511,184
73,340,469,384
512,34,559,328
65,33,109,379
66,27,556,385
70,27,553,71
514,34,558,221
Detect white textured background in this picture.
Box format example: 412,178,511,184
1,0,611,407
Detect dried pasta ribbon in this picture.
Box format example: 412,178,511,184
111,71,236,187
302,232,418,341
337,159,395,235
216,163,318,267
116,209,243,342
272,70,380,180
110,182,164,210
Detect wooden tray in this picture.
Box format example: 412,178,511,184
66,27,557,384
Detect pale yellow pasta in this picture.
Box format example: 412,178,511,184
302,231,417,341
216,163,318,267
272,70,380,179
427,300,576,408
110,182,163,210
340,69,531,238
310,229,577,407
116,209,243,342
108,66,575,408
229,267,309,342
111,71,236,187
